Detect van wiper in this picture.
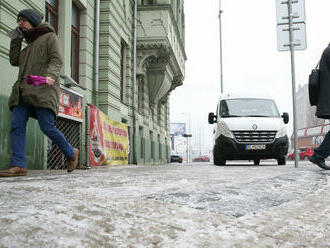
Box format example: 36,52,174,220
245,115,271,117
222,115,242,117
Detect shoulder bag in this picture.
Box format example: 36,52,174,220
308,60,320,106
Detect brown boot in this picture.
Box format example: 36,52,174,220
67,148,79,172
0,166,27,177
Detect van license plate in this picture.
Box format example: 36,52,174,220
246,144,266,150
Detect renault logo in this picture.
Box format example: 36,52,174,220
252,124,257,130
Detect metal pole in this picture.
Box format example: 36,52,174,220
132,0,138,164
188,113,191,163
93,0,100,106
186,137,188,163
86,104,91,169
180,112,191,163
288,0,299,168
218,0,224,93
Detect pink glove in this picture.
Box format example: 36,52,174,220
26,75,47,86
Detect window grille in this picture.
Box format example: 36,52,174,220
47,117,81,169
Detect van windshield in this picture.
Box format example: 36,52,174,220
219,98,280,118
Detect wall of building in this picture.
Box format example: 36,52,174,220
135,1,186,164
291,84,327,151
0,0,46,169
296,84,323,130
0,0,185,169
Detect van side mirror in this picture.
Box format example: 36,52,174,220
282,112,289,124
208,112,217,124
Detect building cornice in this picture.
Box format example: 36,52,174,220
138,4,187,61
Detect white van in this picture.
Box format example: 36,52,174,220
208,94,289,165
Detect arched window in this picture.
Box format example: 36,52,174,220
141,0,154,5
71,3,80,83
120,40,128,103
45,0,58,33
158,103,162,124
138,76,144,112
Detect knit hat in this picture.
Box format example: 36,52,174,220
17,9,43,27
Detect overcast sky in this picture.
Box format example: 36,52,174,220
169,0,330,152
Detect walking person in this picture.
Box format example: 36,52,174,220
0,9,79,177
309,44,330,170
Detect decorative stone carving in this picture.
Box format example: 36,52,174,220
136,38,184,108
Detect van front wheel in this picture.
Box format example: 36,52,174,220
213,145,226,165
214,156,226,166
214,152,226,166
277,157,286,165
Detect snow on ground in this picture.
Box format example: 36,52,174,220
0,161,330,247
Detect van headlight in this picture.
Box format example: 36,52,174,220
275,126,287,138
218,122,234,139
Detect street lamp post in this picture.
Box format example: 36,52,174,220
182,133,192,163
288,0,299,168
180,112,191,163
218,0,224,93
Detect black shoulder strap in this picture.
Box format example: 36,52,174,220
316,60,320,69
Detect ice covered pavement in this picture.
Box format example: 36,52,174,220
0,161,330,247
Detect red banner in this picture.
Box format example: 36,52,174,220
89,104,129,166
89,105,106,166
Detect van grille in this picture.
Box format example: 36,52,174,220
233,130,277,143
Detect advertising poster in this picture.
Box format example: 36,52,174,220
89,104,129,166
58,86,83,122
170,123,186,136
89,105,106,166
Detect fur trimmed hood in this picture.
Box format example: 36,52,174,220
23,23,55,43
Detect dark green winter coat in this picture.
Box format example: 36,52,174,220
9,23,62,116
316,44,330,119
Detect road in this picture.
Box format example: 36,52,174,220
0,160,330,247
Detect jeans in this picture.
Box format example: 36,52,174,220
11,97,74,168
313,130,330,160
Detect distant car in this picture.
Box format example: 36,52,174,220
287,151,295,160
299,147,314,160
287,147,315,160
170,154,183,163
192,156,210,162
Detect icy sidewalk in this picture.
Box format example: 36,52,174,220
0,162,329,247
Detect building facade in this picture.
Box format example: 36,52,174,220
296,84,323,130
291,84,326,149
0,0,186,169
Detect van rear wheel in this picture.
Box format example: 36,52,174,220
277,157,286,165
254,159,260,165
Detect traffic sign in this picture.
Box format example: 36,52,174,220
276,0,305,24
277,22,306,51
275,0,307,168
